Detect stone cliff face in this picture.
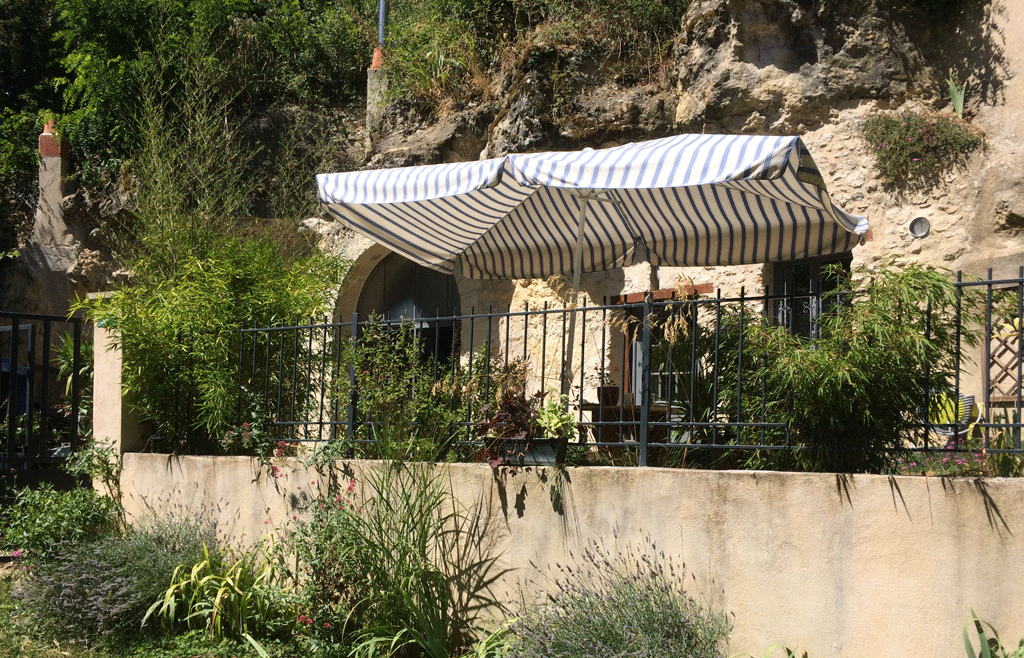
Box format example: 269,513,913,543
672,0,930,133
365,0,1024,283
372,0,943,163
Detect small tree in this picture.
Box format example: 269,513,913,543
736,262,981,473
77,33,344,453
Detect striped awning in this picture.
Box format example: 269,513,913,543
317,133,868,280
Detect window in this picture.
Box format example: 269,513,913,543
608,285,714,406
765,254,852,339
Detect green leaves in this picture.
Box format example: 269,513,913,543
293,461,505,657
143,536,299,643
738,262,982,473
0,483,119,556
862,110,985,196
536,394,576,440
72,31,345,451
964,609,1024,658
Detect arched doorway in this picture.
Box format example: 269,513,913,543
356,252,461,363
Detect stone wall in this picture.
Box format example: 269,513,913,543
120,452,1024,658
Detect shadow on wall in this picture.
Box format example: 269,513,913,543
940,0,1010,107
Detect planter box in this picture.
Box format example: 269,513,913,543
491,436,567,466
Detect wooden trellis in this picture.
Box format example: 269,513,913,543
990,320,1022,405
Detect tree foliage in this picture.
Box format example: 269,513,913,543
52,0,374,188
77,36,346,453
735,262,982,473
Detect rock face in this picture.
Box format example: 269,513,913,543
355,0,1024,286
369,0,949,163
672,0,932,133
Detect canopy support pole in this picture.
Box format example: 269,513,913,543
561,191,621,406
561,191,591,403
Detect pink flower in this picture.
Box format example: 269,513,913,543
12,549,21,558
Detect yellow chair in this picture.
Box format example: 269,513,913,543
927,391,977,439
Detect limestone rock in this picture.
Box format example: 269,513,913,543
67,248,121,290
370,106,491,167
672,0,934,133
487,67,555,157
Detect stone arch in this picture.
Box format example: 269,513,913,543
335,246,461,321
335,246,462,362
355,251,461,322
334,241,391,321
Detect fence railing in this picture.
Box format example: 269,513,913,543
235,268,1023,471
0,312,87,476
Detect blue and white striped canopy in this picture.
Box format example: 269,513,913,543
317,134,868,280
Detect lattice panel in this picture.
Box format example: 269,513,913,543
990,329,1022,401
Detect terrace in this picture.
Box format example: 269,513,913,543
207,264,1024,474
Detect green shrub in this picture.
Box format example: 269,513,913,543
735,262,982,473
251,0,373,104
508,537,731,658
292,460,502,658
342,320,475,459
0,483,118,556
862,111,985,195
12,514,218,641
76,34,345,452
54,0,372,167
144,536,298,647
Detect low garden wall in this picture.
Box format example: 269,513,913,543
121,453,1024,658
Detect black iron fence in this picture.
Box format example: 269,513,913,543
0,312,88,478
235,268,1023,471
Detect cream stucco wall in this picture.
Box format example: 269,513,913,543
121,453,1024,658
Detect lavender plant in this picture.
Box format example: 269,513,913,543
508,537,730,658
12,515,218,642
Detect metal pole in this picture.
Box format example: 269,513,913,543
639,294,652,466
561,191,592,401
561,190,622,404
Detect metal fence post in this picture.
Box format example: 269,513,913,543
347,313,359,444
639,293,652,467
70,319,82,452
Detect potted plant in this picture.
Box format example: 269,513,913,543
476,362,569,467
588,364,620,406
534,394,576,463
